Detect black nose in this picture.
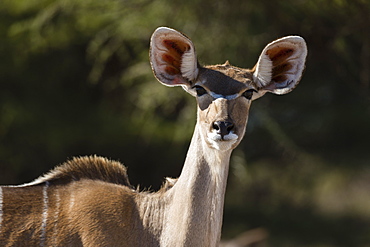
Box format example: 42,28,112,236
212,121,234,138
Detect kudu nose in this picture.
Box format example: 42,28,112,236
212,121,234,138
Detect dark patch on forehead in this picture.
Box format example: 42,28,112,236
198,68,248,95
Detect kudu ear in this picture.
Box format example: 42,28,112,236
253,36,307,96
150,27,199,89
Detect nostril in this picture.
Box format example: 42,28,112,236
212,123,220,131
226,122,234,132
212,121,234,138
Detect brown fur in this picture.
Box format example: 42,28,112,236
0,27,307,247
32,156,133,187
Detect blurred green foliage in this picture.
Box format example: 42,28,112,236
0,0,369,245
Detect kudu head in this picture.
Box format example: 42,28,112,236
150,27,307,151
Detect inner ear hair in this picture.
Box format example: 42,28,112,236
253,36,307,95
150,27,199,87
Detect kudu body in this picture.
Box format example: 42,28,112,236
0,27,307,246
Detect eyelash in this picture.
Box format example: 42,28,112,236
193,85,208,97
242,89,257,100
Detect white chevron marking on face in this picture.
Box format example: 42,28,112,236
209,91,240,100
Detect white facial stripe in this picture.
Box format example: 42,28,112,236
40,181,49,247
209,91,240,100
0,187,3,232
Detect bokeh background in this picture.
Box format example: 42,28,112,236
1,0,369,246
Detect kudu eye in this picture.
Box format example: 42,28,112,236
242,89,257,100
193,85,208,97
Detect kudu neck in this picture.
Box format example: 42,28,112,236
160,123,233,246
179,124,232,183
